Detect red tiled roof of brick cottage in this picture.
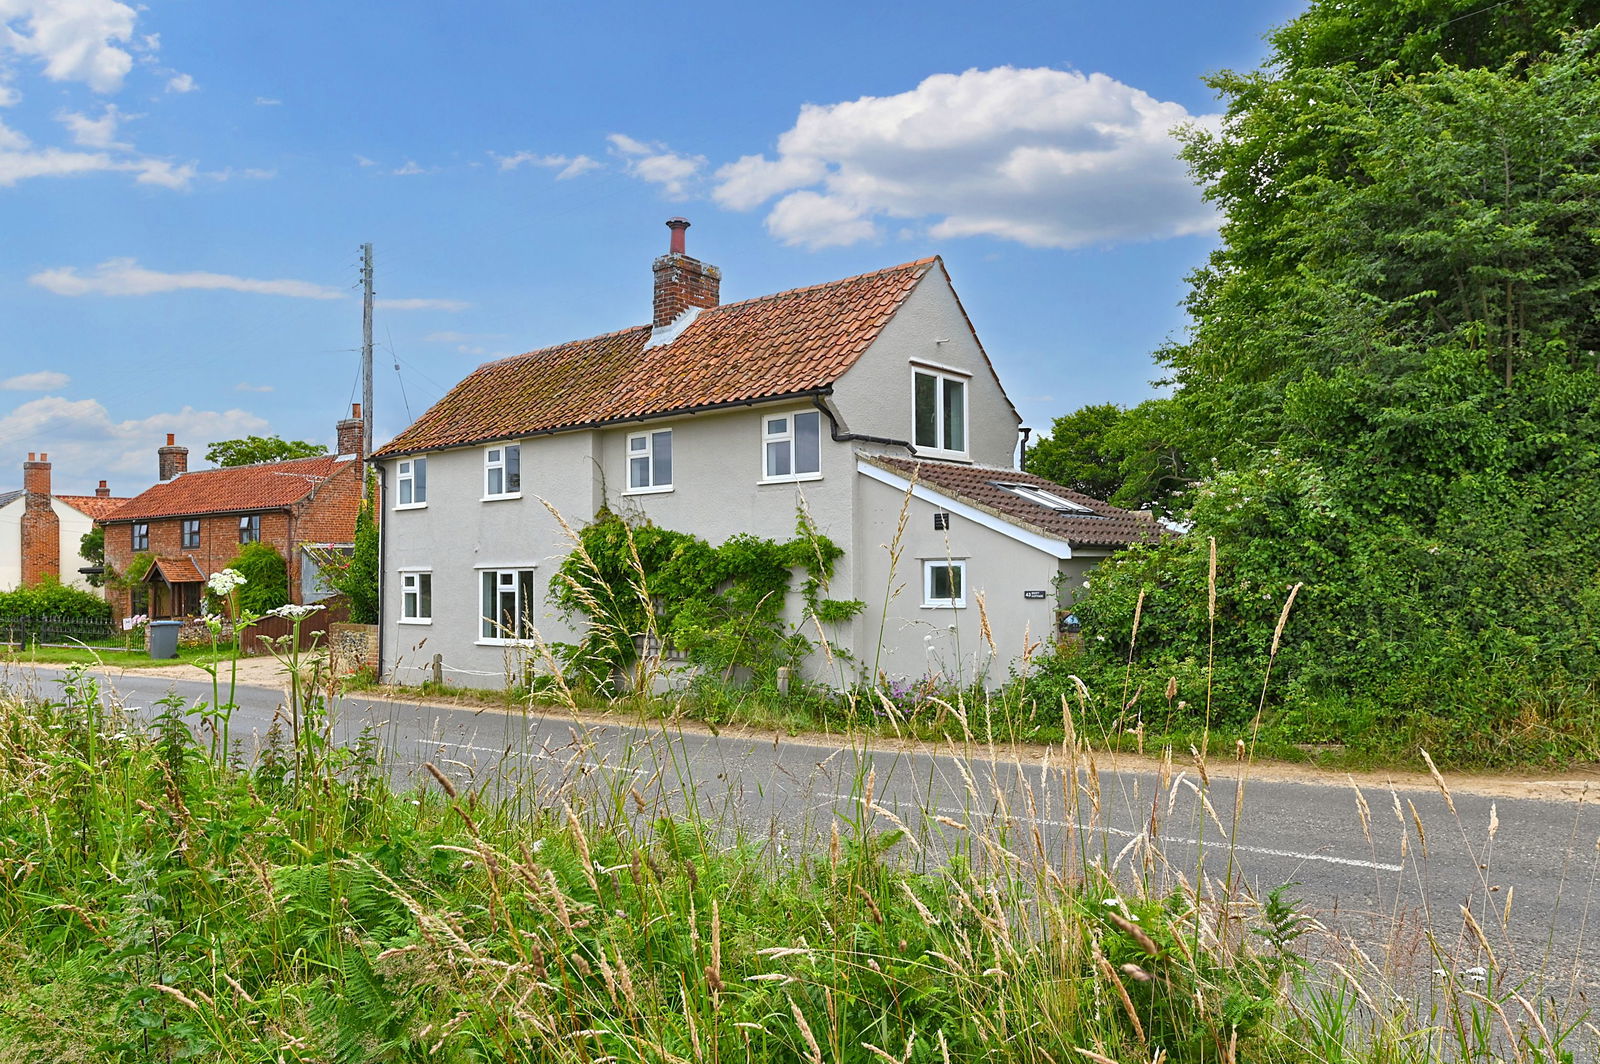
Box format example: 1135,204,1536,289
862,455,1164,549
57,494,132,521
101,456,353,523
372,258,941,458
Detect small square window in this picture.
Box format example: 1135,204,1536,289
923,559,967,608
181,519,200,549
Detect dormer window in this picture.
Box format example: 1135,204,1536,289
992,482,1096,514
913,368,967,458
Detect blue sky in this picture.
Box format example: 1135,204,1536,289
0,0,1301,494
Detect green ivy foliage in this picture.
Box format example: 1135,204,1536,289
319,496,379,624
225,542,291,616
551,509,862,690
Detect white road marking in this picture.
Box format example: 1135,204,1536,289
820,792,1403,873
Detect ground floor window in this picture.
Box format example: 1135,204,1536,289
923,559,966,608
401,571,432,622
480,568,536,640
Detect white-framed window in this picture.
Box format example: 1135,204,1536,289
923,559,967,609
626,429,673,493
396,457,428,507
761,409,822,482
913,368,968,457
480,568,536,641
484,444,521,498
400,570,432,623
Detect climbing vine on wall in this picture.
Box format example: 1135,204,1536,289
550,508,863,691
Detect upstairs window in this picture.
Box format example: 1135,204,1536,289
480,568,536,641
397,457,428,506
762,410,821,481
181,519,200,549
627,429,673,492
913,369,967,456
131,523,149,552
239,514,261,544
485,444,521,498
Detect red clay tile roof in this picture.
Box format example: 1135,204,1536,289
147,556,205,584
103,456,351,523
57,495,132,520
863,455,1163,549
373,257,940,458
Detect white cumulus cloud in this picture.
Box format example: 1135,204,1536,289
0,0,139,93
712,66,1217,250
30,258,345,299
164,72,193,93
56,102,127,147
2,370,70,390
0,396,270,485
608,133,704,200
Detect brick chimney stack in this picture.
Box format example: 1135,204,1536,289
336,403,365,458
95,480,110,498
20,452,59,585
158,433,188,481
652,218,720,328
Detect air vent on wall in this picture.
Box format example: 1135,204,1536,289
933,512,950,531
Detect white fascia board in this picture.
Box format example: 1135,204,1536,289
857,460,1074,560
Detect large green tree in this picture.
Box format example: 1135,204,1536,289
205,436,327,467
1059,7,1600,764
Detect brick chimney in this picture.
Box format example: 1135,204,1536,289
336,403,365,458
158,433,188,481
95,480,110,498
652,218,720,328
20,452,60,586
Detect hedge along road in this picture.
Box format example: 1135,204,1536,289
8,661,1600,999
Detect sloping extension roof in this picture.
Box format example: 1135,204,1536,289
146,557,205,584
860,455,1162,552
57,494,132,520
104,455,351,523
374,257,940,458
0,490,21,509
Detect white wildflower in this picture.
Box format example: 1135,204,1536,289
267,602,325,620
530,838,545,854
206,568,247,595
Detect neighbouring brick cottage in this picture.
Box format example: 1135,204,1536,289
100,408,366,620
0,452,129,592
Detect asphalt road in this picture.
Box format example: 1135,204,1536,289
10,663,1600,1003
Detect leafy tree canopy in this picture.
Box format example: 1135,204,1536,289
1055,6,1600,764
205,436,327,467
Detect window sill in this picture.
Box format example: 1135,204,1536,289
393,502,428,511
480,493,523,503
912,449,970,463
758,473,823,486
398,618,433,626
476,637,535,647
622,484,674,496
920,603,966,610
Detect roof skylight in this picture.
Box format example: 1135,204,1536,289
992,481,1097,514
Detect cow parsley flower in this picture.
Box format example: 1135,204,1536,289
267,603,325,620
206,569,247,595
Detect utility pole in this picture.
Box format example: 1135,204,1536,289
360,243,375,463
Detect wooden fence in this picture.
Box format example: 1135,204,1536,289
240,602,348,656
